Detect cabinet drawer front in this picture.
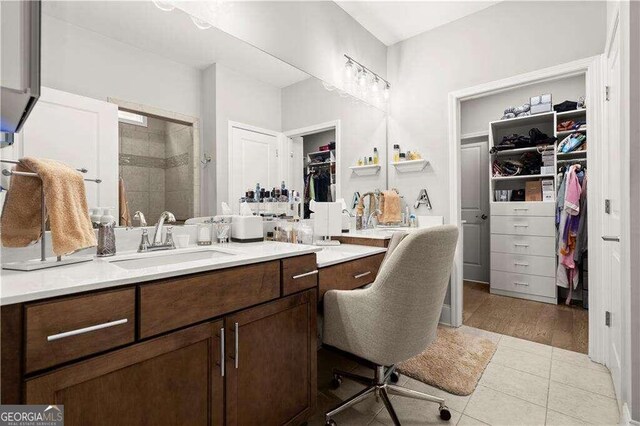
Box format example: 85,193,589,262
282,254,318,296
140,261,280,338
491,253,556,277
490,216,554,237
25,288,135,373
491,234,556,257
491,202,554,217
319,253,385,299
490,270,556,298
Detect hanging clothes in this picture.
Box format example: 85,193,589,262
574,174,588,263
556,165,581,290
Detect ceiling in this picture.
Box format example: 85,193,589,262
335,1,500,46
42,1,310,89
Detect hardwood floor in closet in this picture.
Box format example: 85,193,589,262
463,281,588,354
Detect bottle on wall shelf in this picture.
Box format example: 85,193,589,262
393,144,400,162
373,148,379,164
97,208,116,257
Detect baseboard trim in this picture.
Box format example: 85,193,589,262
439,304,452,326
464,279,489,285
622,403,639,425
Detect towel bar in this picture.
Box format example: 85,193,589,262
1,160,101,271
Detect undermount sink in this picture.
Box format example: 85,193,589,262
107,248,235,270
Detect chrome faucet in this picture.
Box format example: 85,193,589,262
366,209,382,229
138,211,176,252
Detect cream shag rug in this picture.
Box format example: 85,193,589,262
397,326,497,396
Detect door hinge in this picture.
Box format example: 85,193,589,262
605,85,610,101
605,311,611,327
605,199,611,214
275,149,279,158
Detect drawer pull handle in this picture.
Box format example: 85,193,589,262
514,281,530,286
601,236,620,242
513,224,529,228
513,208,529,211
234,322,239,369
514,262,529,267
220,327,225,377
292,270,319,279
354,271,372,279
47,318,128,342
513,243,530,247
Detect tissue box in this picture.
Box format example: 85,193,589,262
231,216,263,242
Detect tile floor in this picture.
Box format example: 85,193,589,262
310,326,619,426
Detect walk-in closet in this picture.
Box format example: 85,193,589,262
301,129,336,218
460,76,590,353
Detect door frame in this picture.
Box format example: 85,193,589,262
461,140,490,284
227,120,283,206
447,56,607,363
283,120,342,201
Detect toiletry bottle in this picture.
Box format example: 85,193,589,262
255,183,260,202
393,144,400,162
90,208,102,229
355,204,365,230
368,156,373,165
373,148,379,164
97,208,116,257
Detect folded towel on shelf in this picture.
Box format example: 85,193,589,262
1,157,97,256
119,177,132,227
379,190,402,224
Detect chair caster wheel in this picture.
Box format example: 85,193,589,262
439,406,451,421
389,371,400,383
325,419,337,426
330,374,342,389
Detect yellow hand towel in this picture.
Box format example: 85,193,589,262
379,190,402,224
1,158,97,256
119,177,132,227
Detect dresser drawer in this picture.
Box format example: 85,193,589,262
319,253,385,300
490,270,556,298
491,202,555,217
491,252,556,277
490,216,555,237
139,261,280,338
491,234,556,257
25,288,135,373
282,254,318,296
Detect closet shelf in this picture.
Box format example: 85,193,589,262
492,146,549,156
556,108,587,119
557,129,587,138
489,111,556,131
491,173,556,181
391,159,429,172
557,151,587,159
349,164,380,176
307,149,333,157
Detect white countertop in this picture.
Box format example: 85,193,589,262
0,241,386,306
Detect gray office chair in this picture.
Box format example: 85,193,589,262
322,225,459,425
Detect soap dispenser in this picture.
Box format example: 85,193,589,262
97,208,116,257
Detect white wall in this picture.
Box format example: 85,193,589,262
41,14,201,118
461,75,586,136
213,64,282,213
387,1,607,222
282,78,387,205
631,1,640,419
175,1,387,90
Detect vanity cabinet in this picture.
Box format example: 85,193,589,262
318,253,385,299
225,290,317,425
25,321,225,426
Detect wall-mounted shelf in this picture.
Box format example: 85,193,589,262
391,159,429,172
556,108,586,119
491,173,555,181
349,164,380,176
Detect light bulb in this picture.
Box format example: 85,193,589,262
358,69,367,88
344,60,354,81
383,83,390,101
152,0,175,12
191,16,213,30
371,76,380,93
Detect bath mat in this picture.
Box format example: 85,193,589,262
397,326,497,396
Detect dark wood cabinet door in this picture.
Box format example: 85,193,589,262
225,290,317,426
25,321,224,426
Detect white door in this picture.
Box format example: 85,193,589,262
603,21,622,402
461,141,490,283
290,136,304,196
5,87,118,211
230,126,279,211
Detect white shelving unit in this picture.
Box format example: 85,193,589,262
349,164,380,176
391,159,429,172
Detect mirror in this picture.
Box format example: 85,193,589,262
9,1,387,225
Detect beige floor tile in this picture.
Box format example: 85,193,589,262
478,363,549,407
312,391,382,426
547,381,619,425
499,335,553,358
373,396,462,425
545,409,592,425
317,348,361,392
550,359,616,398
324,367,388,417
456,414,489,425
551,347,609,373
464,386,546,425
458,325,502,345
401,377,471,413
490,345,552,379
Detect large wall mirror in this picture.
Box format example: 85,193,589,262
1,1,387,225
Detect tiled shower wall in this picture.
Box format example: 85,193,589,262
119,117,193,225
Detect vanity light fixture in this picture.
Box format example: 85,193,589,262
343,54,390,103
152,0,175,12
